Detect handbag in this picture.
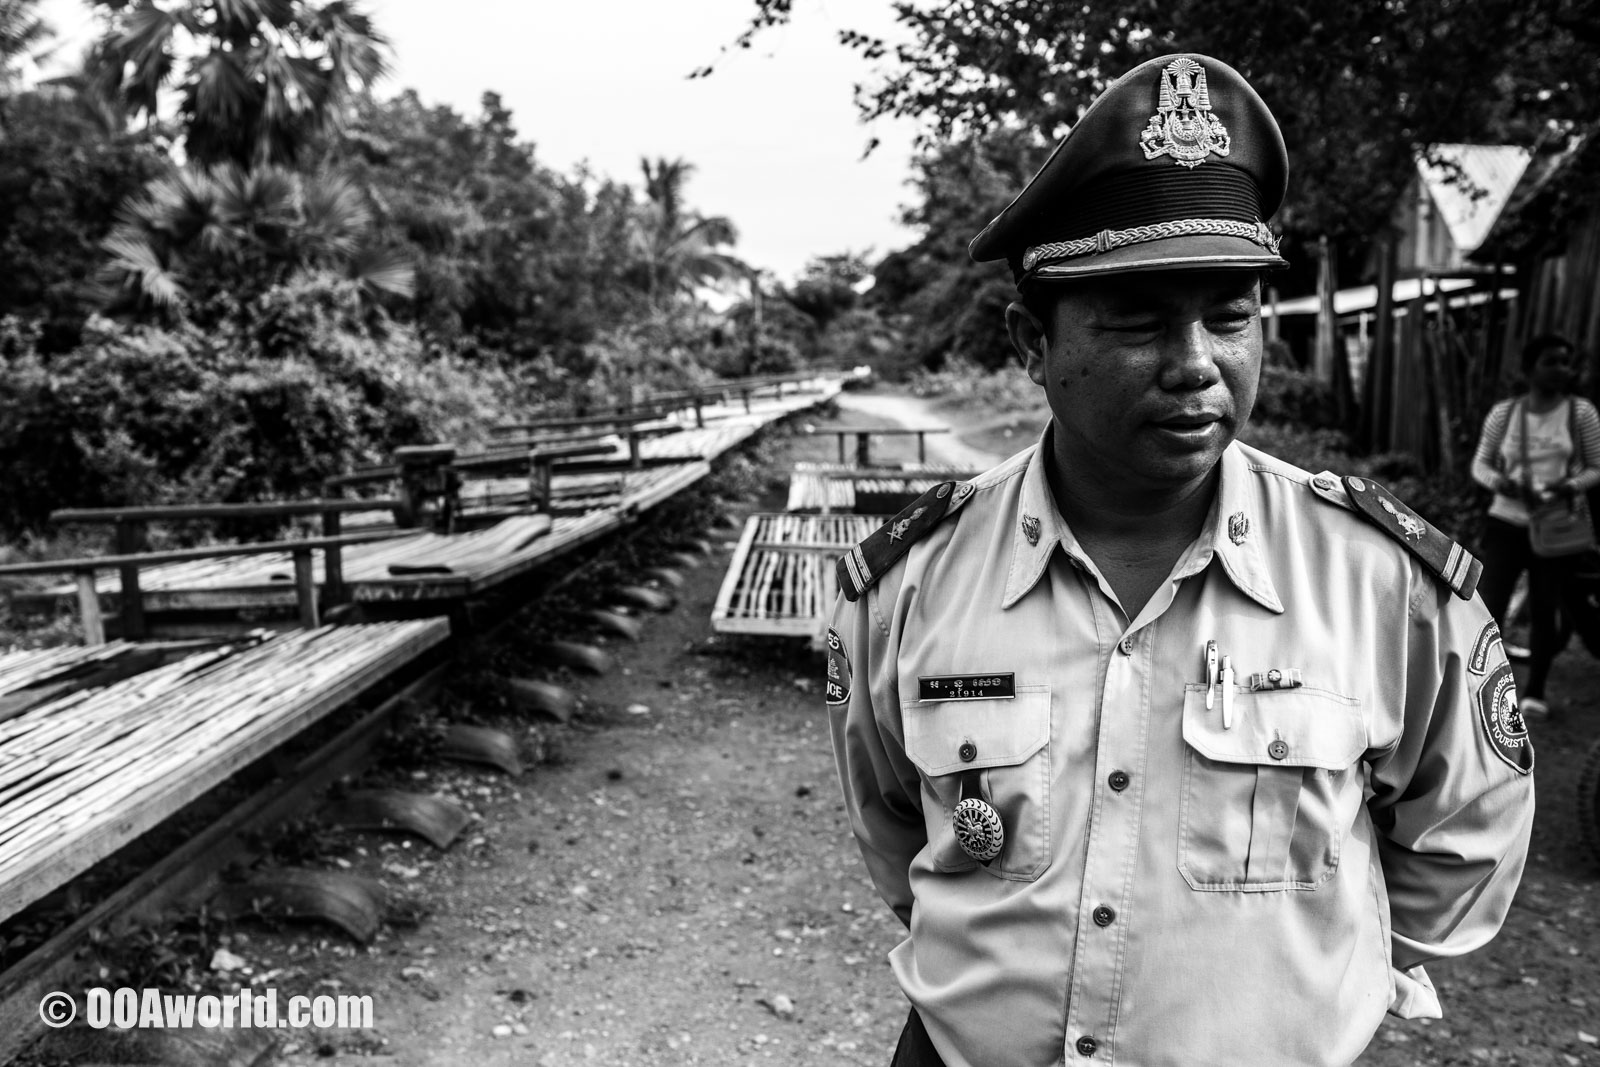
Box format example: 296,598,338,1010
1520,397,1598,558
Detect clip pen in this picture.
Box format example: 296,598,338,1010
1220,654,1235,729
1205,640,1218,710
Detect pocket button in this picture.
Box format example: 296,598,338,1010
958,740,978,762
1268,739,1289,761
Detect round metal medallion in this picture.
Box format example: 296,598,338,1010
952,797,1004,862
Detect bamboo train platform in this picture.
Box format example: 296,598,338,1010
711,513,882,641
14,460,712,629
0,619,449,925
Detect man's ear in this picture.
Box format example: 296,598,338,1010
1005,302,1049,386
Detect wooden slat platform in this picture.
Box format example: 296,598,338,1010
19,462,711,615
0,618,449,924
711,513,883,638
10,377,837,630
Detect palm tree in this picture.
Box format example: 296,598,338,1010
0,0,50,131
99,162,412,311
85,0,389,169
632,156,746,310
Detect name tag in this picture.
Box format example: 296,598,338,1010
918,673,1016,701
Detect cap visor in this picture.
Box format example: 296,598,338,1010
1029,233,1286,280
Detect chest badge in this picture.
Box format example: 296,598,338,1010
954,796,1004,863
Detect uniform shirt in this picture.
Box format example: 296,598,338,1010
828,430,1535,1067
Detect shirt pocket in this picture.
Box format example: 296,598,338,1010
1178,683,1365,892
901,686,1051,881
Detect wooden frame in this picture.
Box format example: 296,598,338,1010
0,532,399,643
808,426,951,466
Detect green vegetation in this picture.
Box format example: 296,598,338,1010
0,0,877,548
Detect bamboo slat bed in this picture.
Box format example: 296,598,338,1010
710,513,883,639
0,618,449,924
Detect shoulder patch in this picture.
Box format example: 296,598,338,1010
1340,476,1482,600
836,481,969,602
1476,662,1533,774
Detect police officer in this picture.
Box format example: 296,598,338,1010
825,53,1535,1067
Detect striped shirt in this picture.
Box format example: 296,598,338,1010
1470,395,1600,525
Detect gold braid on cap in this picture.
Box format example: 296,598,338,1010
1022,218,1280,272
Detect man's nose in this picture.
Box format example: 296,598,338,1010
1158,321,1223,390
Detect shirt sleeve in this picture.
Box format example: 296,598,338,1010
827,584,925,928
1365,569,1535,985
1569,398,1600,493
1469,400,1512,494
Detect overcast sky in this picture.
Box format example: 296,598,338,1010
33,0,924,282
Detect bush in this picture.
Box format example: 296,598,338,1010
1238,421,1482,545
1251,365,1340,428
907,354,1037,410
0,276,530,536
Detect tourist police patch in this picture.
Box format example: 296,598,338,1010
1468,620,1503,676
1476,662,1532,774
824,628,851,706
1340,476,1483,600
836,482,971,602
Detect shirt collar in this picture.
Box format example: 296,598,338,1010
1001,431,1284,614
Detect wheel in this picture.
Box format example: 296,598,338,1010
1579,736,1600,867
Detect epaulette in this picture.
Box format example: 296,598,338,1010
837,481,974,602
1312,473,1482,601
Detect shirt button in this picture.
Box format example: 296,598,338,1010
1076,1035,1099,1057
1268,739,1289,761
1117,635,1135,655
958,740,978,762
1108,770,1130,792
1093,905,1116,927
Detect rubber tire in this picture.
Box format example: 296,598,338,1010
1580,736,1600,868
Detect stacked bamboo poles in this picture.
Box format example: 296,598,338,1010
0,620,447,923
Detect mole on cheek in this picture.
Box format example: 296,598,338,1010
1079,366,1091,378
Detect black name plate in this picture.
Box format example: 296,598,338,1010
917,673,1016,701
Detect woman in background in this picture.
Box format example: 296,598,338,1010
1471,333,1600,718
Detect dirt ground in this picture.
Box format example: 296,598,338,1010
27,387,1600,1067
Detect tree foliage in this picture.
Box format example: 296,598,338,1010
0,90,165,351
98,162,413,316
632,157,746,310
733,0,1600,239
84,0,389,168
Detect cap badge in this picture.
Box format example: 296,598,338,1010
1378,496,1426,541
1140,58,1231,169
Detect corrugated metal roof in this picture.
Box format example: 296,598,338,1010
1417,145,1531,254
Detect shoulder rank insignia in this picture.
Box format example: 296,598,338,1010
1341,476,1482,601
837,482,968,602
